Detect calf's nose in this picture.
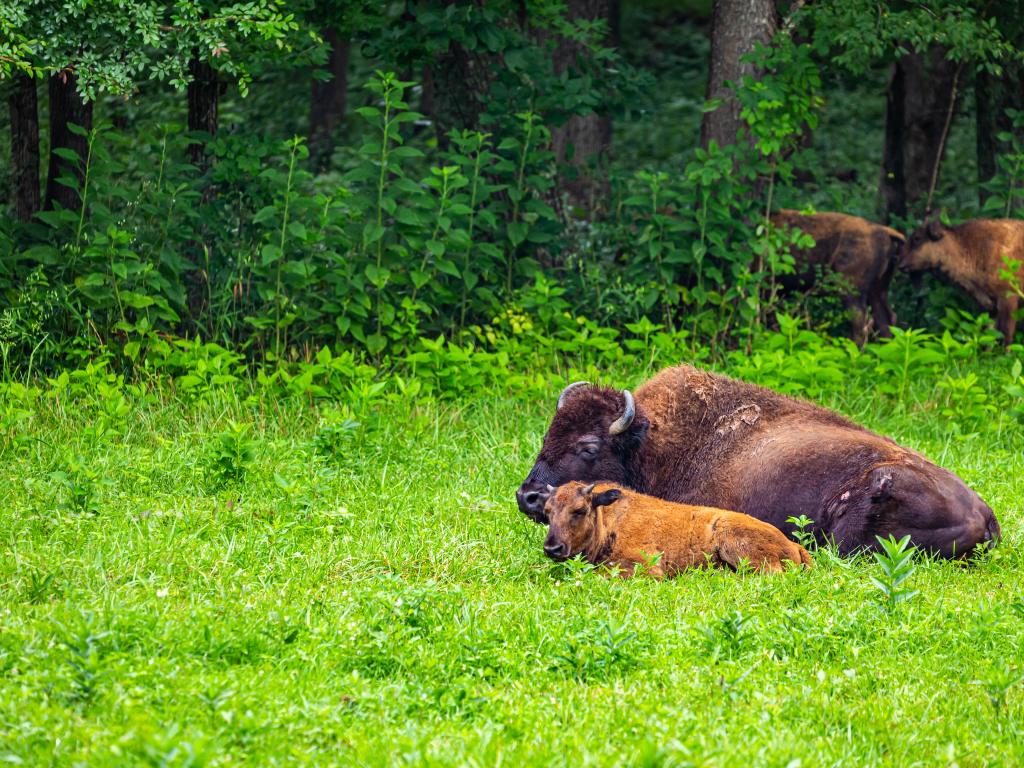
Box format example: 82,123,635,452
543,539,569,560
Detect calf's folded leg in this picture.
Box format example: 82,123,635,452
711,517,812,573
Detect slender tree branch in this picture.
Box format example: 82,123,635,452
925,59,964,216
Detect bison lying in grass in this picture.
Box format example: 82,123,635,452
543,481,813,576
517,365,1001,559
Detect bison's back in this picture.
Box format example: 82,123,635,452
771,210,903,290
953,219,1024,276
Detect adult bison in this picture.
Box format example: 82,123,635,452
772,210,905,342
516,366,1000,558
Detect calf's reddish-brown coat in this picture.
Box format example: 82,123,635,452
902,218,1024,345
543,481,813,576
772,210,905,341
517,366,1001,559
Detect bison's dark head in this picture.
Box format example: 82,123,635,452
516,382,648,523
858,462,1001,559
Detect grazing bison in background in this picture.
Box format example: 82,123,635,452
901,218,1024,345
542,481,813,576
516,366,1001,559
772,210,905,342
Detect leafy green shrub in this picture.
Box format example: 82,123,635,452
207,421,257,487
552,620,642,681
868,328,946,401
697,610,757,660
50,454,106,516
869,535,918,613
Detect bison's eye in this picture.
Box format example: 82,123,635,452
572,506,589,517
578,442,600,460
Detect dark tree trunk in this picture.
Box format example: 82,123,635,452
880,62,907,221
429,41,491,138
309,29,350,171
186,55,219,325
701,0,778,150
9,73,40,221
549,0,618,213
187,55,219,168
44,72,93,212
879,48,960,223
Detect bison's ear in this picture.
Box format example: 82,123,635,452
870,469,894,503
926,220,944,241
592,488,623,508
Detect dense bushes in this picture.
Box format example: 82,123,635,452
2,43,823,373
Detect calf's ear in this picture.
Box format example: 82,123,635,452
592,488,623,508
926,220,944,241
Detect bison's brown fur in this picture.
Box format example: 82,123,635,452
517,365,1001,559
902,218,1024,345
543,481,813,576
772,210,905,342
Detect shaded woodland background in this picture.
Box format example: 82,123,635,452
1,0,1023,370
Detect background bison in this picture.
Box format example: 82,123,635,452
901,218,1024,345
772,210,905,342
518,367,1001,558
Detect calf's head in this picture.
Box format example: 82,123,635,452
901,220,949,273
543,482,623,561
516,382,648,522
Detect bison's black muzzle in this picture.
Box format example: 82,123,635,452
516,485,550,523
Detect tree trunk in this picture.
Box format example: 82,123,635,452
428,41,491,139
879,47,960,222
44,72,93,212
187,55,219,168
186,55,220,326
701,0,778,150
549,0,618,213
9,73,40,221
309,29,350,171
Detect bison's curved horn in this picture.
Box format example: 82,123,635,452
608,390,635,436
557,381,590,410
581,483,596,496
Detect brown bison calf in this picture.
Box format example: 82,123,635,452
543,481,813,576
901,218,1024,345
772,210,905,341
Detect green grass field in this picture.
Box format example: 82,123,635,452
2,366,1023,766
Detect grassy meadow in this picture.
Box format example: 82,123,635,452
1,360,1023,767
